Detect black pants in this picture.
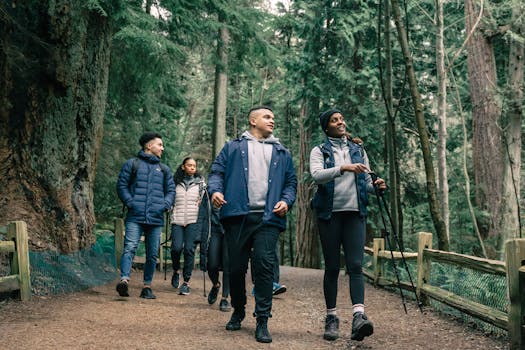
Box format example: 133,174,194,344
207,228,230,298
223,213,279,318
170,223,199,282
317,211,366,309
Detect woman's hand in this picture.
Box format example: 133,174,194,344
340,163,370,174
374,177,387,190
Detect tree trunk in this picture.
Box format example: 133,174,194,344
391,0,448,250
0,1,113,252
212,23,230,158
294,103,320,268
383,0,404,245
498,2,524,248
435,0,450,242
464,0,503,246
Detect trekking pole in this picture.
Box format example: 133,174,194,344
202,188,212,298
163,211,171,281
369,172,423,313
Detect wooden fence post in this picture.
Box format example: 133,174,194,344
114,218,125,269
417,232,432,306
505,238,525,350
373,238,384,285
7,221,31,301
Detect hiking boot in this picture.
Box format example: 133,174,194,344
179,282,190,295
225,309,245,331
323,314,339,341
139,287,156,299
171,273,179,289
116,280,129,297
272,282,287,296
255,317,272,343
219,298,231,312
351,312,373,341
208,283,220,305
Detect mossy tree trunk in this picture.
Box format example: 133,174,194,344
0,1,114,252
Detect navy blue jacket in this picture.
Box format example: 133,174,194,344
312,139,369,220
117,150,176,226
208,137,297,231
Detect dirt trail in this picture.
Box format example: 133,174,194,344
0,265,508,349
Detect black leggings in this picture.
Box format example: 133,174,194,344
318,211,366,309
207,228,230,297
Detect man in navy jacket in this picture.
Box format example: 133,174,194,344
116,132,175,299
208,106,297,343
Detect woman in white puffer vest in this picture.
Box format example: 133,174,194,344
170,157,206,296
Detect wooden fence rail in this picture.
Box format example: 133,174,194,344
363,232,525,350
0,221,31,301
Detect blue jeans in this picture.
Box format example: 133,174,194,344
120,221,162,285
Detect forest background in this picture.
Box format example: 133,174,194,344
0,0,523,266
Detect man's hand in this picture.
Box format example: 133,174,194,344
211,192,227,208
273,201,289,217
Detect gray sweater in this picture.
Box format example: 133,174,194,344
309,136,372,212
242,131,280,211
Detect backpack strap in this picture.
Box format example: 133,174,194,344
130,158,169,194
129,157,140,186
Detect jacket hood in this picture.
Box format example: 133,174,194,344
137,150,161,164
241,131,280,144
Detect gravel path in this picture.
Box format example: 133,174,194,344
0,265,509,349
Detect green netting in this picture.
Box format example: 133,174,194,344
363,252,508,338
0,231,118,298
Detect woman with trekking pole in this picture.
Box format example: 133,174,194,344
310,108,386,342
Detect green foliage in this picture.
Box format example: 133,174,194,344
91,0,522,258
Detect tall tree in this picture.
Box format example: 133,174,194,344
435,0,450,241
464,0,503,250
499,0,524,245
391,0,449,250
212,16,230,158
0,1,119,252
464,0,523,255
380,0,404,243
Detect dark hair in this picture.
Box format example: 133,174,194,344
174,157,201,184
247,105,273,119
139,132,162,149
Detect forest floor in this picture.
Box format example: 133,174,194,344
0,265,509,350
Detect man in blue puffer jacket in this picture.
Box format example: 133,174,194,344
116,132,175,299
208,106,297,344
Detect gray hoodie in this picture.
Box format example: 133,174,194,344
241,131,280,211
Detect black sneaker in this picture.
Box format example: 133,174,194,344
208,284,220,304
171,273,179,289
116,280,129,297
139,287,156,299
225,309,245,331
323,314,339,341
179,282,190,295
219,298,231,312
255,317,272,343
351,312,373,341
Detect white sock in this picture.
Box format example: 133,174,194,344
353,304,365,314
327,308,337,316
